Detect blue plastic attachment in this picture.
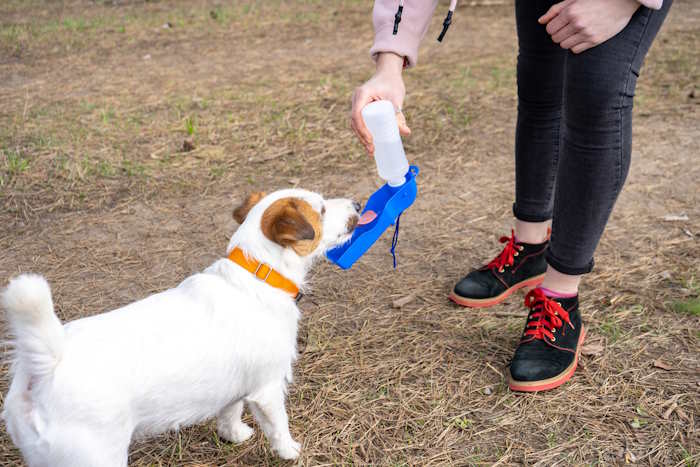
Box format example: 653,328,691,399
326,165,419,269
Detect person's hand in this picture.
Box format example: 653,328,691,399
539,0,641,54
351,52,411,155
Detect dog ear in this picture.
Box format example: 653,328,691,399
233,192,267,224
261,199,318,253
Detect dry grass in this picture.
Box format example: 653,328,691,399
1,0,699,465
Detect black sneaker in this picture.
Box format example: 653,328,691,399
508,288,585,392
449,230,547,308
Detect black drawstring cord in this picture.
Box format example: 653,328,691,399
390,213,401,269
393,4,403,35
437,10,453,42
393,1,455,42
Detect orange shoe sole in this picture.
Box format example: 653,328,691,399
448,273,545,308
508,324,586,392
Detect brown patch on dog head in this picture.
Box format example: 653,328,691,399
346,214,359,232
233,192,267,224
261,198,322,256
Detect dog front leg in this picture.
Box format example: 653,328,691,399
216,399,254,444
247,384,300,460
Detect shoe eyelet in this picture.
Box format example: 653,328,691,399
518,246,524,251
514,252,519,257
551,337,556,342
499,268,504,273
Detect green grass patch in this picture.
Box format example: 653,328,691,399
1,148,30,186
184,116,196,136
599,320,622,343
671,297,700,316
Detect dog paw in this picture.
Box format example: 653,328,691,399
217,421,254,444
274,439,301,460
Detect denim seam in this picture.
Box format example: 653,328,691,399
616,8,653,196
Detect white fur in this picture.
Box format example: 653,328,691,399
1,189,359,466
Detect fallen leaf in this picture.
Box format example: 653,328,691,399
663,213,689,222
392,294,415,309
661,395,681,407
675,407,689,422
629,418,642,429
581,342,605,357
653,359,673,371
662,402,677,420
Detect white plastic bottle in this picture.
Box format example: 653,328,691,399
362,100,409,187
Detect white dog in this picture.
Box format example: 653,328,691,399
1,189,361,466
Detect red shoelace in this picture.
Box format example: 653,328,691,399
523,288,573,343
487,230,524,273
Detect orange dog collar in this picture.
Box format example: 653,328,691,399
227,247,302,302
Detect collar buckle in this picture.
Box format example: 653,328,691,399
254,262,273,282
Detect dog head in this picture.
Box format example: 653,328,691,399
229,189,360,274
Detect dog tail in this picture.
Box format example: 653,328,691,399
2,274,64,378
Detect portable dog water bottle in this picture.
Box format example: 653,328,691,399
326,100,419,269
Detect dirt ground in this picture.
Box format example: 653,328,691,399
1,0,698,465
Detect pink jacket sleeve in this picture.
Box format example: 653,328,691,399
370,0,438,68
370,0,662,68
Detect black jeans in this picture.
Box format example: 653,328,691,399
512,0,671,275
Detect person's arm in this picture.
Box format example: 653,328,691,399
370,0,439,68
351,1,439,154
539,0,661,55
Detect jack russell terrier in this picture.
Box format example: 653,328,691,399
2,189,361,466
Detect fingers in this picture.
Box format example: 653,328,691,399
559,32,587,50
544,11,570,36
396,111,411,136
550,23,579,44
571,41,595,54
350,88,375,154
538,0,568,25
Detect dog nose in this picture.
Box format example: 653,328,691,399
352,201,362,213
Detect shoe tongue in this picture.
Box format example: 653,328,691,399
547,294,578,310
531,287,578,312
